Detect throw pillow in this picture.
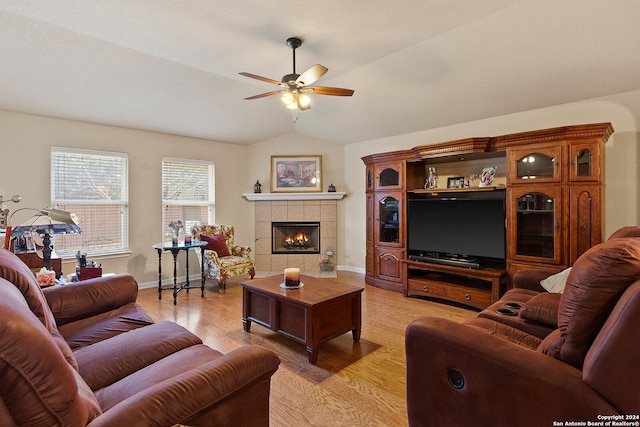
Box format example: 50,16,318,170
201,234,231,257
519,292,562,328
540,267,572,293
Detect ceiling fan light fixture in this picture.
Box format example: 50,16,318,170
297,93,311,110
281,91,311,110
281,92,297,109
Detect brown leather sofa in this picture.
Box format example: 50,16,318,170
0,248,280,426
405,226,640,426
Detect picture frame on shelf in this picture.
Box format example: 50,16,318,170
447,176,465,189
271,155,322,192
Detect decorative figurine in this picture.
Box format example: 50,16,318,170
479,166,497,187
424,167,438,189
328,183,336,192
254,180,262,193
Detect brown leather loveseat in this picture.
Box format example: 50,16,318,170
405,226,640,426
0,248,280,426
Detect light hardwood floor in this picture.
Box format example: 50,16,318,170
136,271,477,427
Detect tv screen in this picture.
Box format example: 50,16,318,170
407,197,506,262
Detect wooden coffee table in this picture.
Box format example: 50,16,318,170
241,274,364,364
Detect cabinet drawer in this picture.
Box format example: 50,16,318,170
407,279,446,297
446,286,491,306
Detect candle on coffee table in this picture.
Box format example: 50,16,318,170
284,267,301,288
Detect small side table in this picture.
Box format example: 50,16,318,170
153,241,207,305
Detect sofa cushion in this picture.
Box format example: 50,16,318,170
0,248,56,329
582,281,640,414
464,317,543,350
541,238,640,368
44,274,140,327
95,344,224,412
537,328,562,355
0,278,101,425
475,299,556,340
607,225,640,240
58,302,154,350
0,250,78,369
201,233,231,257
499,287,541,302
520,292,561,328
75,321,203,390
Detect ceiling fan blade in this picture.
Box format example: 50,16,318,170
244,90,284,100
305,86,354,96
296,64,328,86
239,72,281,85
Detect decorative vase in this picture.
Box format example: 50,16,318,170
171,228,180,245
319,263,334,272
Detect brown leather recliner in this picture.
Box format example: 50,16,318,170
0,248,280,426
405,227,640,426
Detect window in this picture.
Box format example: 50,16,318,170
51,147,129,257
162,158,214,240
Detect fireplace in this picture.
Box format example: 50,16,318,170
272,222,320,254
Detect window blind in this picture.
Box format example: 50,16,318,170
51,147,129,256
162,158,215,240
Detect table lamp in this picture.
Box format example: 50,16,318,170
11,208,82,271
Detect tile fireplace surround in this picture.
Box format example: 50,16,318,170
244,192,346,274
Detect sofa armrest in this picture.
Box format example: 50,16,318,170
230,245,251,258
405,317,618,426
512,268,554,291
43,274,139,327
204,249,222,265
87,345,280,427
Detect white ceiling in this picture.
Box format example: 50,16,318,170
1,1,640,145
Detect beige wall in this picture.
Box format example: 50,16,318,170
0,111,250,285
245,132,347,265
2,88,639,281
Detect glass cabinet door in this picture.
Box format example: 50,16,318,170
516,154,555,179
575,149,592,176
376,194,401,245
570,142,600,182
508,145,561,184
379,168,399,186
374,162,403,190
511,187,562,264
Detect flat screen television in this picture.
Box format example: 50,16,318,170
407,196,506,268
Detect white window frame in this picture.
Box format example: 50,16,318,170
162,157,215,241
51,147,129,257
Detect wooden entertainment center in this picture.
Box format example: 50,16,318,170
362,123,613,309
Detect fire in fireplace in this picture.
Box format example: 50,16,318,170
272,222,320,254
285,232,309,248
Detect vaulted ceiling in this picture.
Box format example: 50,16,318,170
1,1,640,145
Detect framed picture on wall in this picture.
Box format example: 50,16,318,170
271,155,322,192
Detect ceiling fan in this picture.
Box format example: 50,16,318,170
240,37,354,111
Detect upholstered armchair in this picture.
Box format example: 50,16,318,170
191,224,255,289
